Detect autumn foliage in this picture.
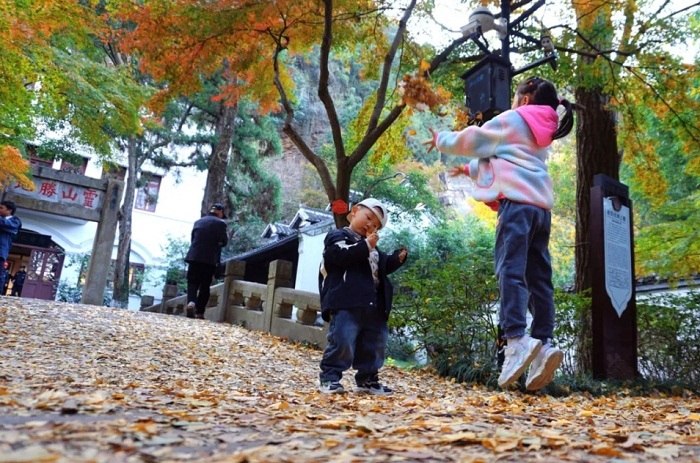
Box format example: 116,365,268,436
398,61,450,112
0,146,34,191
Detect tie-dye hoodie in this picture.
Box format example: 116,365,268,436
435,105,558,210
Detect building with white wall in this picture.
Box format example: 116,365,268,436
3,151,208,310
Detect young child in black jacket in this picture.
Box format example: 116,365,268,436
318,198,408,395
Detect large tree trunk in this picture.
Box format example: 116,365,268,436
201,102,236,216
113,137,139,307
573,85,622,373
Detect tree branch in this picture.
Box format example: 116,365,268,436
319,0,346,164
367,0,417,133
268,25,336,202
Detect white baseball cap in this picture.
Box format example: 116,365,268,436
351,198,388,229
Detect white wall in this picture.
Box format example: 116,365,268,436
123,165,208,309
295,232,325,294
24,156,210,310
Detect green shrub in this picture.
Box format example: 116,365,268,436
387,217,501,385
636,290,700,385
385,334,417,363
552,289,591,376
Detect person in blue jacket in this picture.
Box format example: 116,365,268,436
0,201,21,296
318,198,408,395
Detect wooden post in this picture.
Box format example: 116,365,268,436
590,174,638,380
82,178,123,306
263,260,293,332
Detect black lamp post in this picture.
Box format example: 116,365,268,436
460,0,557,123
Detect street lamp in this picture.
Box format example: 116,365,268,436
460,0,557,123
362,171,407,199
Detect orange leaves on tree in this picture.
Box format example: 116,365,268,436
0,146,34,191
619,128,668,209
398,62,450,113
114,0,315,112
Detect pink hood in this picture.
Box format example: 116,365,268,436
515,105,558,147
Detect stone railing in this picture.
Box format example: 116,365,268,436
141,259,328,348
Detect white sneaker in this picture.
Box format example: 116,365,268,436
498,335,542,388
526,344,563,391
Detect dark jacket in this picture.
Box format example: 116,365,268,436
318,227,405,322
0,215,21,259
12,270,26,286
185,213,228,266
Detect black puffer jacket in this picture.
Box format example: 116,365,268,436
185,213,228,266
318,227,405,322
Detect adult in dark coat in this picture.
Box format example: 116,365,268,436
10,265,27,296
185,203,228,319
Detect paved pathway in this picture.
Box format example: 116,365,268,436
1,297,699,462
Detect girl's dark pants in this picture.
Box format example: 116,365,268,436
495,199,555,342
319,307,388,386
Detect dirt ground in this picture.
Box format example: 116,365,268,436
1,297,698,462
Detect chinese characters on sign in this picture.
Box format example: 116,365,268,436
603,197,632,317
10,179,103,209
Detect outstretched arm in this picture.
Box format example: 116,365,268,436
432,117,503,158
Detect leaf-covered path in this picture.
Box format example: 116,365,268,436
0,298,698,462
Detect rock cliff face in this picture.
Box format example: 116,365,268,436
262,136,309,220
440,171,474,216
264,133,475,221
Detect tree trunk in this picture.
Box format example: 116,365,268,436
201,102,236,216
573,85,622,373
113,137,139,308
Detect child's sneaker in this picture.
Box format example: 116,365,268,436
498,334,542,388
355,381,393,396
318,381,345,394
526,344,563,391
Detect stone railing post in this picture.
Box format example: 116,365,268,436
263,260,293,333
217,260,246,323
140,295,154,311
161,284,179,314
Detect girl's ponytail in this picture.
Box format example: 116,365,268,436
553,98,576,140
